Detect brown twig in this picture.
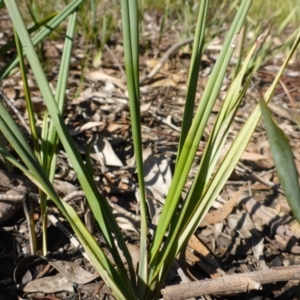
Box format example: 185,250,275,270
0,89,30,134
161,265,300,299
104,44,126,79
140,37,194,84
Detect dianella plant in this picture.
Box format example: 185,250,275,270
0,0,299,299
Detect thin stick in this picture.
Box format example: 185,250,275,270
0,89,30,134
140,37,194,83
161,265,300,299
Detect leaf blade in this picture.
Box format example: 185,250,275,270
260,100,300,222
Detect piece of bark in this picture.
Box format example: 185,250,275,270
0,190,23,224
0,168,36,194
161,265,300,300
187,234,223,278
240,196,300,254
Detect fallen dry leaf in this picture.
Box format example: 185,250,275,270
201,186,245,226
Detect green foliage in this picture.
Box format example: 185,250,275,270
260,31,300,224
260,92,300,223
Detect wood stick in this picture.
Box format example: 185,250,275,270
161,265,300,300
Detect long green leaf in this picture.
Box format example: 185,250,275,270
46,10,78,182
0,149,130,300
0,92,134,300
4,0,136,294
172,57,261,262
14,25,45,254
149,0,252,268
260,100,300,222
0,12,57,62
149,32,261,288
14,29,40,160
177,0,207,156
121,0,147,295
178,29,300,251
0,1,80,79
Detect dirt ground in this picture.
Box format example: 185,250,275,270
1,5,300,300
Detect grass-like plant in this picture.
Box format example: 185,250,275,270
0,0,299,299
260,51,300,223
